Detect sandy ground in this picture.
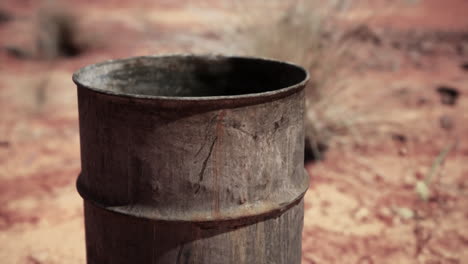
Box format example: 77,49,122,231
1,0,468,263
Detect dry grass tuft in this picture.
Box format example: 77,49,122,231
228,0,418,161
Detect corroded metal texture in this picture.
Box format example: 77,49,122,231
74,55,309,264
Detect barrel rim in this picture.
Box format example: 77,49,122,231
72,54,309,103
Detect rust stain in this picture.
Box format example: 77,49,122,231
213,109,226,217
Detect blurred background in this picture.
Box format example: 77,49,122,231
1,0,467,263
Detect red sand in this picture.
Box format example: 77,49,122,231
1,0,467,263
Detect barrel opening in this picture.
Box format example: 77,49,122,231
73,55,307,98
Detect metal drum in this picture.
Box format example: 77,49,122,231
73,55,309,264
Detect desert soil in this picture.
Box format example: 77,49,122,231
1,0,467,263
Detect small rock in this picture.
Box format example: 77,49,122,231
376,207,394,225
436,86,460,106
391,133,407,143
398,147,408,156
439,115,454,130
378,207,392,217
414,167,427,180
415,180,431,201
403,174,416,187
354,207,370,221
395,207,414,220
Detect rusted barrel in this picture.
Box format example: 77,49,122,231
73,55,309,264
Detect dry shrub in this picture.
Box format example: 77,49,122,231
36,1,85,59
228,0,421,161
229,0,361,160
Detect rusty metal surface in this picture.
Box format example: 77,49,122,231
74,54,309,222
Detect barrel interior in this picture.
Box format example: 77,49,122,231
74,56,307,97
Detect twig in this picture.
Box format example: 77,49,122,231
425,141,457,185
